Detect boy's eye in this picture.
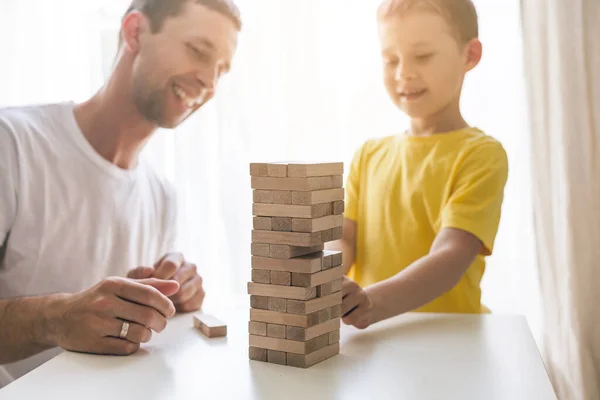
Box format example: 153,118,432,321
416,53,434,61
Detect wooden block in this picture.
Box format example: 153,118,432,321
252,253,324,274
331,304,342,318
253,203,332,219
251,243,270,257
253,190,292,205
286,318,341,341
267,324,286,339
270,271,291,286
252,230,325,247
249,346,267,362
268,164,287,177
292,215,343,233
320,229,333,243
317,278,343,297
249,321,267,336
250,308,321,328
333,201,345,215
322,253,333,269
331,226,343,240
286,342,340,368
253,217,272,231
331,251,343,267
287,163,344,178
249,333,329,355
251,269,270,284
318,307,332,323
267,350,287,365
286,292,342,315
192,313,227,338
292,188,345,205
270,244,324,259
271,217,292,232
250,295,269,310
291,266,344,288
251,176,342,192
329,329,340,344
267,297,287,313
250,163,269,177
248,282,317,300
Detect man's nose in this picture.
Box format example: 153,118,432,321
196,62,224,90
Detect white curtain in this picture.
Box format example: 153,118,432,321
521,0,600,398
0,0,540,334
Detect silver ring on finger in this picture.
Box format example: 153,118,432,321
119,321,130,339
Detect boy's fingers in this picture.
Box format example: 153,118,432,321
341,291,359,316
341,277,357,298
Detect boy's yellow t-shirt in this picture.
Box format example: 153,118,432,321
345,128,508,314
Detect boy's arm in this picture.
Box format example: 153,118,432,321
326,218,357,275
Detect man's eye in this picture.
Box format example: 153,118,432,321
188,45,209,62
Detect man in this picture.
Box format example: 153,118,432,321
0,0,240,387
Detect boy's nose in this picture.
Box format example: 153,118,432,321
395,63,416,81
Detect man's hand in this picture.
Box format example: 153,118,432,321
50,277,179,356
341,276,373,330
128,253,205,313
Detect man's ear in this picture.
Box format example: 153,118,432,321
464,38,483,72
121,11,146,53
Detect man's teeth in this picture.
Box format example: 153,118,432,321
173,85,206,107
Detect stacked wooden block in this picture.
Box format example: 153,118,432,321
248,162,344,368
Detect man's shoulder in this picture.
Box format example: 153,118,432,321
0,102,74,140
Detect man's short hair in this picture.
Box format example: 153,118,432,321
119,0,241,47
377,0,478,44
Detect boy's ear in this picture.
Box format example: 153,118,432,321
464,38,483,72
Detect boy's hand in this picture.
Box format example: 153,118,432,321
341,277,373,329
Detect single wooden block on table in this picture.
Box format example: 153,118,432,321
286,292,342,315
291,266,344,288
267,350,287,365
249,346,268,362
249,333,329,355
253,190,292,205
292,215,343,233
285,318,341,341
248,282,317,300
251,252,325,274
250,308,322,328
269,244,324,259
270,270,291,286
267,324,286,339
333,200,345,215
253,217,272,231
249,321,267,336
250,295,269,310
267,297,287,313
286,162,344,178
253,203,332,219
251,243,270,257
251,176,343,192
286,342,340,368
193,313,227,338
251,269,271,284
252,230,325,247
271,217,292,232
291,188,345,205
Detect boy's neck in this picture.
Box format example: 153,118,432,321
409,102,469,136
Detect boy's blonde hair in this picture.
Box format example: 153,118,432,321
377,0,479,44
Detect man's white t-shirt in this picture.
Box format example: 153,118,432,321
0,102,177,387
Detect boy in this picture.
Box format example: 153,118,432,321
333,0,508,329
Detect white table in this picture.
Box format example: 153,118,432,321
0,309,556,400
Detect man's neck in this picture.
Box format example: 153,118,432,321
409,100,468,136
73,67,156,170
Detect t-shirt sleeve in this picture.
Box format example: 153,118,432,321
441,141,509,255
344,143,367,222
0,122,18,246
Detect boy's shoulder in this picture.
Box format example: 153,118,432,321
457,128,508,165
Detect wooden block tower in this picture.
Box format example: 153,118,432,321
248,162,344,368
